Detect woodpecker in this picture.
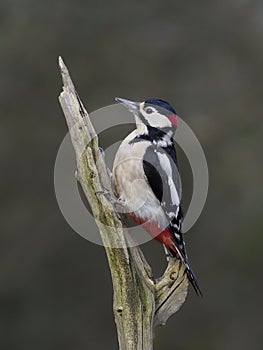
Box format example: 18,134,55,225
112,97,202,296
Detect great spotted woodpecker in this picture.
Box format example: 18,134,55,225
112,97,202,296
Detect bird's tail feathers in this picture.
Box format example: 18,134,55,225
169,241,203,297
184,259,203,297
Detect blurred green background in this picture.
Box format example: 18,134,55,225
1,0,263,349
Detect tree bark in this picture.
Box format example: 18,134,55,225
58,57,189,350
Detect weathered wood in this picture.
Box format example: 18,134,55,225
58,56,188,350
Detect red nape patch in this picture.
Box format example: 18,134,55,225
167,114,178,127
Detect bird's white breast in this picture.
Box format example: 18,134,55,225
112,131,168,229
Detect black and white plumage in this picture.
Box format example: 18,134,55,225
112,97,202,295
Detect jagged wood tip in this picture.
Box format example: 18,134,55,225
58,56,75,92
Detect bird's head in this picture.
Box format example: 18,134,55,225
115,97,178,135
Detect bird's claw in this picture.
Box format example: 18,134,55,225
163,244,171,262
99,147,105,158
96,187,122,221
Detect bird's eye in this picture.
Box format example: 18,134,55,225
145,107,154,114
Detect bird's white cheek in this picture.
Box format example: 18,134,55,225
145,114,171,129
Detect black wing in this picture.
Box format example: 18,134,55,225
143,144,203,296
143,144,183,233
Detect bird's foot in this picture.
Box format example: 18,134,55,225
162,244,171,262
96,187,122,221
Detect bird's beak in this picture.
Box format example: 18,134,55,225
115,97,140,113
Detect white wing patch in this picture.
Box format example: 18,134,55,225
157,152,172,175
157,153,180,206
168,176,180,206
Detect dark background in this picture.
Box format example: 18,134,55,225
1,0,263,349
